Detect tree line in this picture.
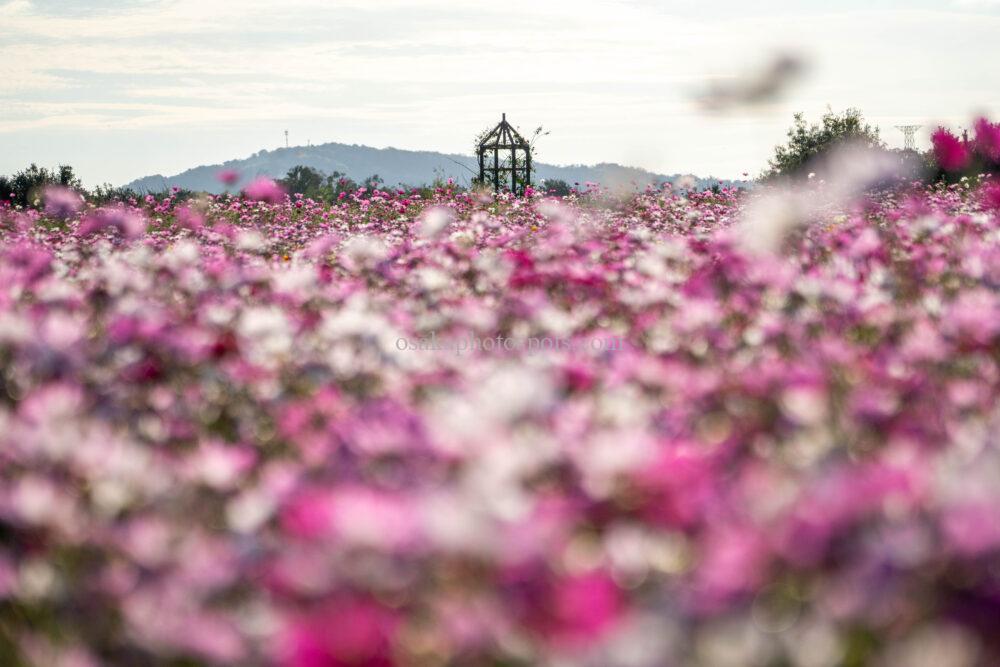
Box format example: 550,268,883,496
761,107,998,183
1,163,579,210
0,164,140,208
277,165,576,200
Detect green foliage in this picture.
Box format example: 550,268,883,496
542,179,573,196
0,163,187,209
328,173,360,199
88,184,140,204
894,148,936,181
0,163,82,207
279,165,325,198
762,108,885,181
361,174,384,191
277,165,388,202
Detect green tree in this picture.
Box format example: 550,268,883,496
762,108,885,181
542,179,573,196
326,171,358,200
89,184,140,204
276,166,371,202
279,166,326,198
0,163,83,207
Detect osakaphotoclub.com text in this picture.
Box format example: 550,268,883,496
394,334,628,355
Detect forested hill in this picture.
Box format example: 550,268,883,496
125,142,746,193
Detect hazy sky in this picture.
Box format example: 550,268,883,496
2,0,1000,186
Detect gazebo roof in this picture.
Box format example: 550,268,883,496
478,114,530,150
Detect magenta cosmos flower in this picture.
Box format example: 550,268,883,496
931,127,970,172
983,180,1000,211
974,116,1000,163
277,597,399,667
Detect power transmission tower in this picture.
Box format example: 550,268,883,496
284,130,289,148
895,125,922,151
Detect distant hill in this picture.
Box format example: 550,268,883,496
125,142,746,194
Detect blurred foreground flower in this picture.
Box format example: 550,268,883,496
738,142,908,253
696,53,807,113
244,177,285,203
76,206,146,239
2,171,1000,665
216,169,241,186
43,186,84,219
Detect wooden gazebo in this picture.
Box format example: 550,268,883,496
476,114,532,195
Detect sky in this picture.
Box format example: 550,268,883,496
2,0,1000,186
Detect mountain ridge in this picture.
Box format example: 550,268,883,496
125,142,747,194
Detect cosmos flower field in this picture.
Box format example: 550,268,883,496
2,174,1000,666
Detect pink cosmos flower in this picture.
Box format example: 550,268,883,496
185,441,257,491
244,177,286,203
634,445,715,529
982,180,1000,211
942,502,1000,557
175,205,205,231
693,525,768,606
280,488,336,540
216,169,241,186
304,233,341,260
531,570,624,647
944,289,1000,345
43,186,84,219
931,127,970,172
3,241,54,283
277,597,399,667
77,207,146,239
973,116,1000,162
8,147,1000,665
